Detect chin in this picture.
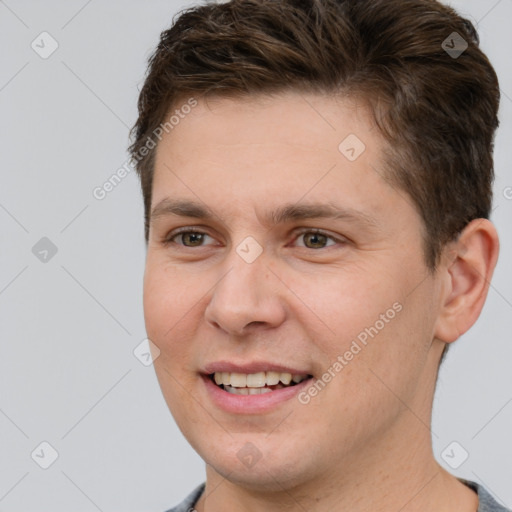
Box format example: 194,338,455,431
212,460,309,493
195,434,316,492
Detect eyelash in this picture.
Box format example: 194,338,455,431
163,227,344,249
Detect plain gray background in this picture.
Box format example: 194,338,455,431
0,0,511,510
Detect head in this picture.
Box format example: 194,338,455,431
130,0,500,495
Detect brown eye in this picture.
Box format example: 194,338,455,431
303,232,329,249
179,232,205,247
293,230,339,249
165,230,214,247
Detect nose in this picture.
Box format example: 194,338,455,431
204,252,287,336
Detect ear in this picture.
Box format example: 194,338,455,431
434,218,500,343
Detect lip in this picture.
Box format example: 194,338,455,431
202,360,311,375
201,372,314,414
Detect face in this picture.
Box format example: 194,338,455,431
143,92,446,492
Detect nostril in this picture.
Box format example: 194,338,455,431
247,321,266,328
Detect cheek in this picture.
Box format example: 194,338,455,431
143,265,206,421
143,263,200,362
338,279,438,409
286,259,434,403
285,266,403,353
143,269,172,344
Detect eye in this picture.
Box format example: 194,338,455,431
164,229,215,247
163,227,345,250
292,229,341,249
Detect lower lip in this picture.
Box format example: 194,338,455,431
201,374,313,414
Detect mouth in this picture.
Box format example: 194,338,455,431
209,371,313,396
201,362,315,413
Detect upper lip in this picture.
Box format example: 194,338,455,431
202,361,312,376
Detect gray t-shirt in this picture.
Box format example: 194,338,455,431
164,479,511,512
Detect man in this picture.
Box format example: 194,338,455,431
129,0,508,510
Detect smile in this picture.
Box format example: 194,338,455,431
211,371,310,395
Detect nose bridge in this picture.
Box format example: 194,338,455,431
226,253,265,300
204,243,286,334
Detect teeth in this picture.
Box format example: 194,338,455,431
279,373,292,385
266,371,280,385
224,385,273,395
230,373,247,387
246,372,266,387
212,371,309,388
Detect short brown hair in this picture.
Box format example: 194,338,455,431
129,0,500,271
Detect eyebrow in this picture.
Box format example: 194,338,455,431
150,198,380,230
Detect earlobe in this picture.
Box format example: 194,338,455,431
434,219,500,344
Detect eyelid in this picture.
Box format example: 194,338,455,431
164,226,346,249
163,226,216,246
290,228,346,248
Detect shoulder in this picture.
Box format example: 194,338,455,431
460,479,512,512
163,482,205,512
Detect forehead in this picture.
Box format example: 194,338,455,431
155,94,377,180
150,92,416,231
157,92,379,158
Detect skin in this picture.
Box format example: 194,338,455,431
143,92,499,511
